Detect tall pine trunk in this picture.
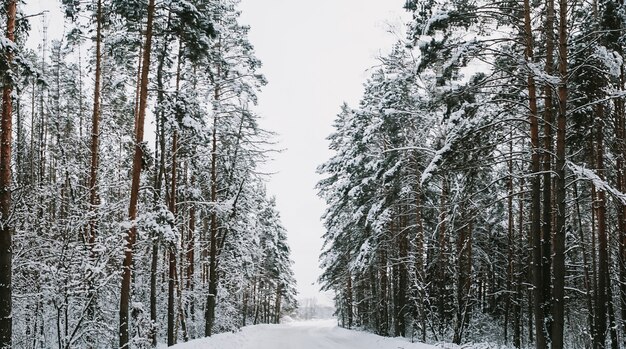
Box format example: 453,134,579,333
523,0,547,346
514,174,525,349
574,181,596,340
616,3,626,343
274,284,282,324
346,268,353,329
167,127,177,345
186,175,196,324
87,0,102,251
85,3,102,341
205,110,219,336
541,0,555,339
378,247,388,336
168,43,183,347
618,92,626,349
119,0,155,347
453,217,471,344
593,105,608,349
505,137,514,345
550,0,568,347
0,1,16,347
150,24,171,346
396,212,407,337
414,179,426,342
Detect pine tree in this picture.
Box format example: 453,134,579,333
0,1,16,347
120,0,156,347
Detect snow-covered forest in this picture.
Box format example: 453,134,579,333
317,0,626,349
0,0,298,348
3,0,626,348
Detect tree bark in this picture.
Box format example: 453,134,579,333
523,0,547,346
437,178,448,337
205,110,219,337
515,175,525,349
85,2,103,342
168,43,183,347
606,248,618,349
550,0,568,347
186,175,195,328
593,105,608,349
574,181,596,340
378,247,388,336
149,27,170,347
542,0,555,340
346,268,353,329
414,178,426,342
615,5,626,343
453,218,471,344
396,212,407,337
618,94,626,349
88,0,103,252
506,135,514,345
167,127,178,346
0,1,16,347
119,0,155,347
274,284,282,324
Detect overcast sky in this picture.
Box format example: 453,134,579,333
23,0,410,306
237,0,409,304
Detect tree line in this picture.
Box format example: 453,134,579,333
318,1,626,348
0,0,297,348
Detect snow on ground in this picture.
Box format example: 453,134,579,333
170,319,438,349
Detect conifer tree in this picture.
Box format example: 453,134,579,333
0,1,16,347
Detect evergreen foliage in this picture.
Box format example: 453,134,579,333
0,0,297,347
318,1,626,348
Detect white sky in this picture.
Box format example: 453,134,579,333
237,0,409,305
22,0,410,306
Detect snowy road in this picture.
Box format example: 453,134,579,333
172,320,437,349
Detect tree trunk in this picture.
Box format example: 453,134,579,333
205,110,219,337
167,128,178,346
149,26,170,347
574,181,596,341
550,0,568,346
616,9,626,345
378,248,388,336
346,269,353,329
453,218,471,344
415,179,426,342
605,243,618,349
119,0,155,347
85,2,102,343
396,212,407,337
523,0,547,346
274,284,282,324
186,175,196,328
149,232,159,347
370,265,379,332
88,0,103,252
0,1,16,347
618,103,626,349
168,246,177,345
542,0,555,340
437,178,448,336
593,105,608,349
38,25,47,185
514,175,525,349
505,133,514,345
168,43,183,346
